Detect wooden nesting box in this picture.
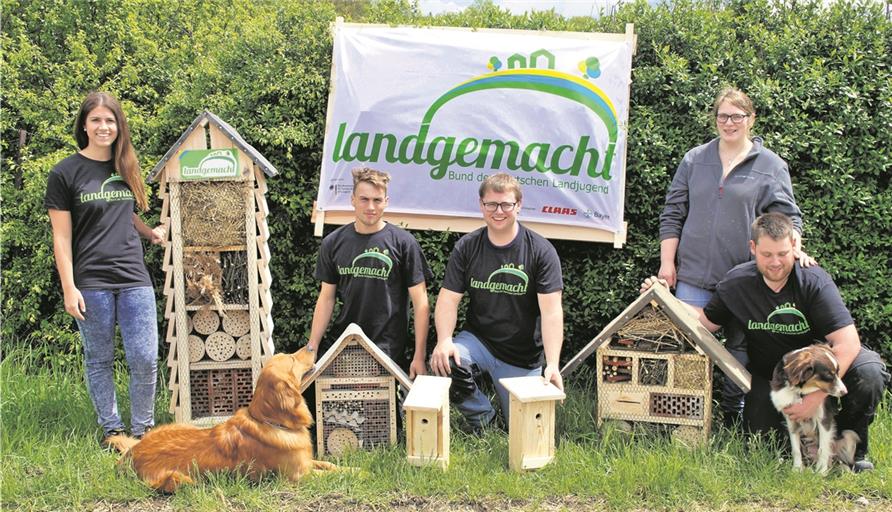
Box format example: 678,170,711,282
500,376,565,472
404,375,451,469
562,284,751,442
300,324,412,457
148,111,278,425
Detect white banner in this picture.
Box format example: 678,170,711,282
318,24,633,234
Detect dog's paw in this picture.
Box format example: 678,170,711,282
312,460,338,471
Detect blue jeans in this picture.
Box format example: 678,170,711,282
451,331,541,429
676,280,747,420
674,281,713,308
76,286,158,436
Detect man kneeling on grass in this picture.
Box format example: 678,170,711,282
641,212,889,472
430,172,564,433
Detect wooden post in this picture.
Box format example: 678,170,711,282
243,162,262,388
500,376,565,472
169,180,191,422
403,375,451,469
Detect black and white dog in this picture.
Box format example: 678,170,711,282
769,344,859,474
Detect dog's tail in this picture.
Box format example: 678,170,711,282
835,430,860,466
105,434,140,455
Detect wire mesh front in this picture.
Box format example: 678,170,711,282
315,374,397,457
675,357,709,389
639,358,668,386
181,181,246,246
597,348,712,427
601,355,632,383
594,300,716,434
320,398,392,455
189,368,253,418
322,342,383,378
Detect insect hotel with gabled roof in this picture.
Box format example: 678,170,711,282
149,111,277,425
562,283,751,442
300,323,412,457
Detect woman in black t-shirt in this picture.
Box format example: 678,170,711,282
45,92,164,447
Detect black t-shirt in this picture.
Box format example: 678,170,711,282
315,222,433,364
704,261,853,379
44,153,151,289
442,224,563,369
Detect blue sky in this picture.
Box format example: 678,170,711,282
416,0,627,18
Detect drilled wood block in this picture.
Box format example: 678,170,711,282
205,331,236,361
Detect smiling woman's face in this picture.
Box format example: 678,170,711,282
715,100,754,145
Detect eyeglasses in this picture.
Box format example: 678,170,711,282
716,113,750,124
481,201,517,212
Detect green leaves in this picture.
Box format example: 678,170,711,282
3,0,890,364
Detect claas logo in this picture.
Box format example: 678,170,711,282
541,206,577,215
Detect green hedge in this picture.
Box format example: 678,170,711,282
2,0,890,369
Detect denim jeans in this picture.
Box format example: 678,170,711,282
451,330,541,429
76,286,158,436
676,280,748,421
674,280,714,308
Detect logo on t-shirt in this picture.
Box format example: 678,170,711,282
338,247,393,280
747,303,811,335
79,175,134,204
469,263,529,295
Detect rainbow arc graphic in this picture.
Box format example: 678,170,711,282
421,69,619,175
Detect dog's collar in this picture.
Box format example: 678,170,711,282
247,410,298,433
261,419,295,432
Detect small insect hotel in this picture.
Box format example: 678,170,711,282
562,284,750,442
403,375,452,469
301,324,412,457
149,111,277,425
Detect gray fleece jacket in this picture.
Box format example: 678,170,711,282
659,136,802,291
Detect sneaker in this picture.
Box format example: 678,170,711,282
100,428,127,450
852,459,874,473
132,427,153,440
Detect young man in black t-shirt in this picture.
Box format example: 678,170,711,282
642,212,888,472
307,167,432,377
430,173,564,431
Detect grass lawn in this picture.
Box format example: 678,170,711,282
2,347,889,511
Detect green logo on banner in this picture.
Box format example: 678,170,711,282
330,49,620,183
179,149,239,180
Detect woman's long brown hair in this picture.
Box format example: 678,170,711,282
73,92,148,211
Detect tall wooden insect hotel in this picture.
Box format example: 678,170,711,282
300,324,412,457
562,284,751,442
149,111,277,425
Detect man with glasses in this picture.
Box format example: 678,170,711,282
307,167,432,379
430,172,564,432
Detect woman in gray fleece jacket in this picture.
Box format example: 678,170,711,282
658,87,813,423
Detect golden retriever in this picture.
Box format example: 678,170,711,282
107,347,335,492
